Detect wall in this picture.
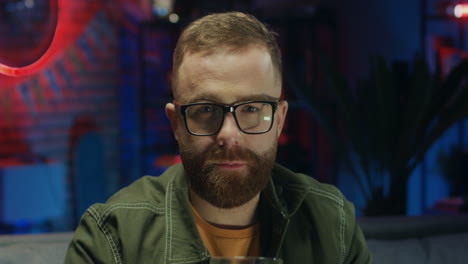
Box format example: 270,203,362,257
0,8,120,231
335,0,468,216
336,0,421,82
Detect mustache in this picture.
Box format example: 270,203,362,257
202,146,257,164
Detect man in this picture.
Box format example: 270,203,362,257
65,12,372,263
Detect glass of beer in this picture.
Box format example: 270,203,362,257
209,256,283,264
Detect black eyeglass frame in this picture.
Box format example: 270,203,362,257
174,100,279,136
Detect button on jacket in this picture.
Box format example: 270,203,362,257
65,163,372,263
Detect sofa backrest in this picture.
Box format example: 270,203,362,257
359,215,468,264
0,232,72,264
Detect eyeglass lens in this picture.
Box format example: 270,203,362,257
185,102,274,135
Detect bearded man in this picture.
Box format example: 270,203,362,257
65,12,372,263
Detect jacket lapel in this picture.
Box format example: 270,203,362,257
164,164,210,264
260,164,311,258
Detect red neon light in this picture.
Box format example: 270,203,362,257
0,0,103,78
454,4,468,18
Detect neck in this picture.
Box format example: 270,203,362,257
190,189,260,228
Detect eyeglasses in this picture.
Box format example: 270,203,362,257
174,100,279,136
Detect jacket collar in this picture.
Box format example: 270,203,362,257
259,164,311,258
269,164,313,218
163,164,210,264
163,163,309,263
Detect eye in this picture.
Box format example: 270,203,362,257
191,105,221,116
241,104,260,112
200,105,214,112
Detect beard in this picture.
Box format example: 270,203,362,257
179,142,277,209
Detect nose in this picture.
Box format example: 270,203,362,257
216,113,241,147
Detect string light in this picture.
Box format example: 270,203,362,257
453,4,468,18
447,4,468,18
169,13,179,23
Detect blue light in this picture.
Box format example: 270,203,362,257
154,7,169,17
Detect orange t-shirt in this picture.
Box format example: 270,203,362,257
191,206,260,257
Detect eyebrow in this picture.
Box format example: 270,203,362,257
186,93,279,104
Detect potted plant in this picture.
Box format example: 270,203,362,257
301,56,468,215
436,145,468,213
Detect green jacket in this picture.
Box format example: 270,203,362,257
65,163,372,263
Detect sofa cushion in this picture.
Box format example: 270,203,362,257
0,232,72,264
426,232,468,264
367,238,427,264
366,232,468,264
360,215,468,264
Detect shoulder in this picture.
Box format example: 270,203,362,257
272,163,357,237
272,163,346,208
86,164,184,221
108,163,183,203
272,164,369,262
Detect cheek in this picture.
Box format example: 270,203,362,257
246,132,278,151
178,134,214,153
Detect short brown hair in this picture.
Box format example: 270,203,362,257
172,12,281,92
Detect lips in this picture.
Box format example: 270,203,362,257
212,161,247,169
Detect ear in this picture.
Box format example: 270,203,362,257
276,100,288,138
165,102,180,142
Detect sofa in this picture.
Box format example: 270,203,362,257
359,214,468,264
1,215,467,263
0,232,71,264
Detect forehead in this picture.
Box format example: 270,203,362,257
182,92,279,105
174,46,281,104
